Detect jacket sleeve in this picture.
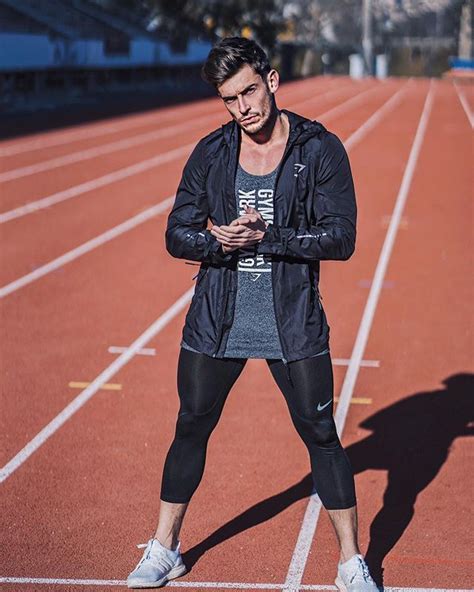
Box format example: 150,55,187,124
257,132,357,261
165,140,234,265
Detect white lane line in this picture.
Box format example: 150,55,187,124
344,81,410,151
453,81,474,128
335,80,433,434
0,115,221,183
289,80,373,113
0,145,191,224
0,196,175,298
0,84,402,297
302,589,470,592
0,78,339,158
299,80,388,122
0,107,209,158
0,578,470,591
108,346,156,356
0,579,281,589
0,286,195,483
0,82,384,224
282,80,434,592
333,358,380,368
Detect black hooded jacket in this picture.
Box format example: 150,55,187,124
165,109,357,363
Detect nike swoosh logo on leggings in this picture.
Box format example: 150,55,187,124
317,399,332,412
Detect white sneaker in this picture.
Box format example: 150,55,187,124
335,553,379,592
127,538,187,588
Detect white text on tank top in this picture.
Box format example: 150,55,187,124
237,187,274,281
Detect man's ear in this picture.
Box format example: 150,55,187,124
266,69,280,94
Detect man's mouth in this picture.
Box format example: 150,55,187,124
241,114,258,124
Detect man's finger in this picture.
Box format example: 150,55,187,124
211,228,240,241
212,228,258,246
235,215,258,224
244,206,263,219
220,224,246,232
212,225,244,237
219,225,250,237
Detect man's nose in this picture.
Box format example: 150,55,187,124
237,95,250,114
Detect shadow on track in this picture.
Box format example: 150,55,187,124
182,373,474,584
182,473,314,571
354,372,474,584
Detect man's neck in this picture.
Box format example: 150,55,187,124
241,108,289,147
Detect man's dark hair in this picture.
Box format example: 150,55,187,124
201,37,271,89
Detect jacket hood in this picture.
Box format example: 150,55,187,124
220,109,324,148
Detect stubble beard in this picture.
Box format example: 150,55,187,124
238,96,274,137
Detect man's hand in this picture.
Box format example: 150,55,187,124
211,206,268,253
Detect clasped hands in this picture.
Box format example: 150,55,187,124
210,206,268,254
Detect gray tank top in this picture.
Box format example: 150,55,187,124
222,163,283,359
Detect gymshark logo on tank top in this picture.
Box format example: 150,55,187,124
237,188,274,281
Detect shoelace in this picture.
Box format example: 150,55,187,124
131,540,151,570
350,557,374,584
135,540,176,570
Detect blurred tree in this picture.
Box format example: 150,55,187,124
146,0,285,50
281,0,361,49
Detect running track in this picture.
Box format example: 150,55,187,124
0,75,472,592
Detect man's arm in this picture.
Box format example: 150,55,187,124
165,140,234,265
256,132,357,261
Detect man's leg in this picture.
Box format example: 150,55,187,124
326,506,360,563
155,348,247,549
128,349,247,587
267,354,359,562
154,500,188,551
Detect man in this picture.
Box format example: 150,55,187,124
127,37,378,591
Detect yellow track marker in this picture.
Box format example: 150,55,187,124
335,396,372,405
69,381,122,391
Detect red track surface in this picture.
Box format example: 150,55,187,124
0,75,472,592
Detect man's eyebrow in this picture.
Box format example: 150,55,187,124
220,83,257,101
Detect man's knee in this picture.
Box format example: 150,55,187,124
294,414,340,448
174,408,219,442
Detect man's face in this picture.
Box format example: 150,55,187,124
217,63,278,135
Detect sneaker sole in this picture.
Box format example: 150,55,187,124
334,575,347,592
127,564,187,588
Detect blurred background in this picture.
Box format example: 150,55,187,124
0,0,472,137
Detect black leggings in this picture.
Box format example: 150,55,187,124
160,348,356,510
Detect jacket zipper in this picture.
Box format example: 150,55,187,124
213,136,239,357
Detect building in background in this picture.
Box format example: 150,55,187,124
0,0,212,111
